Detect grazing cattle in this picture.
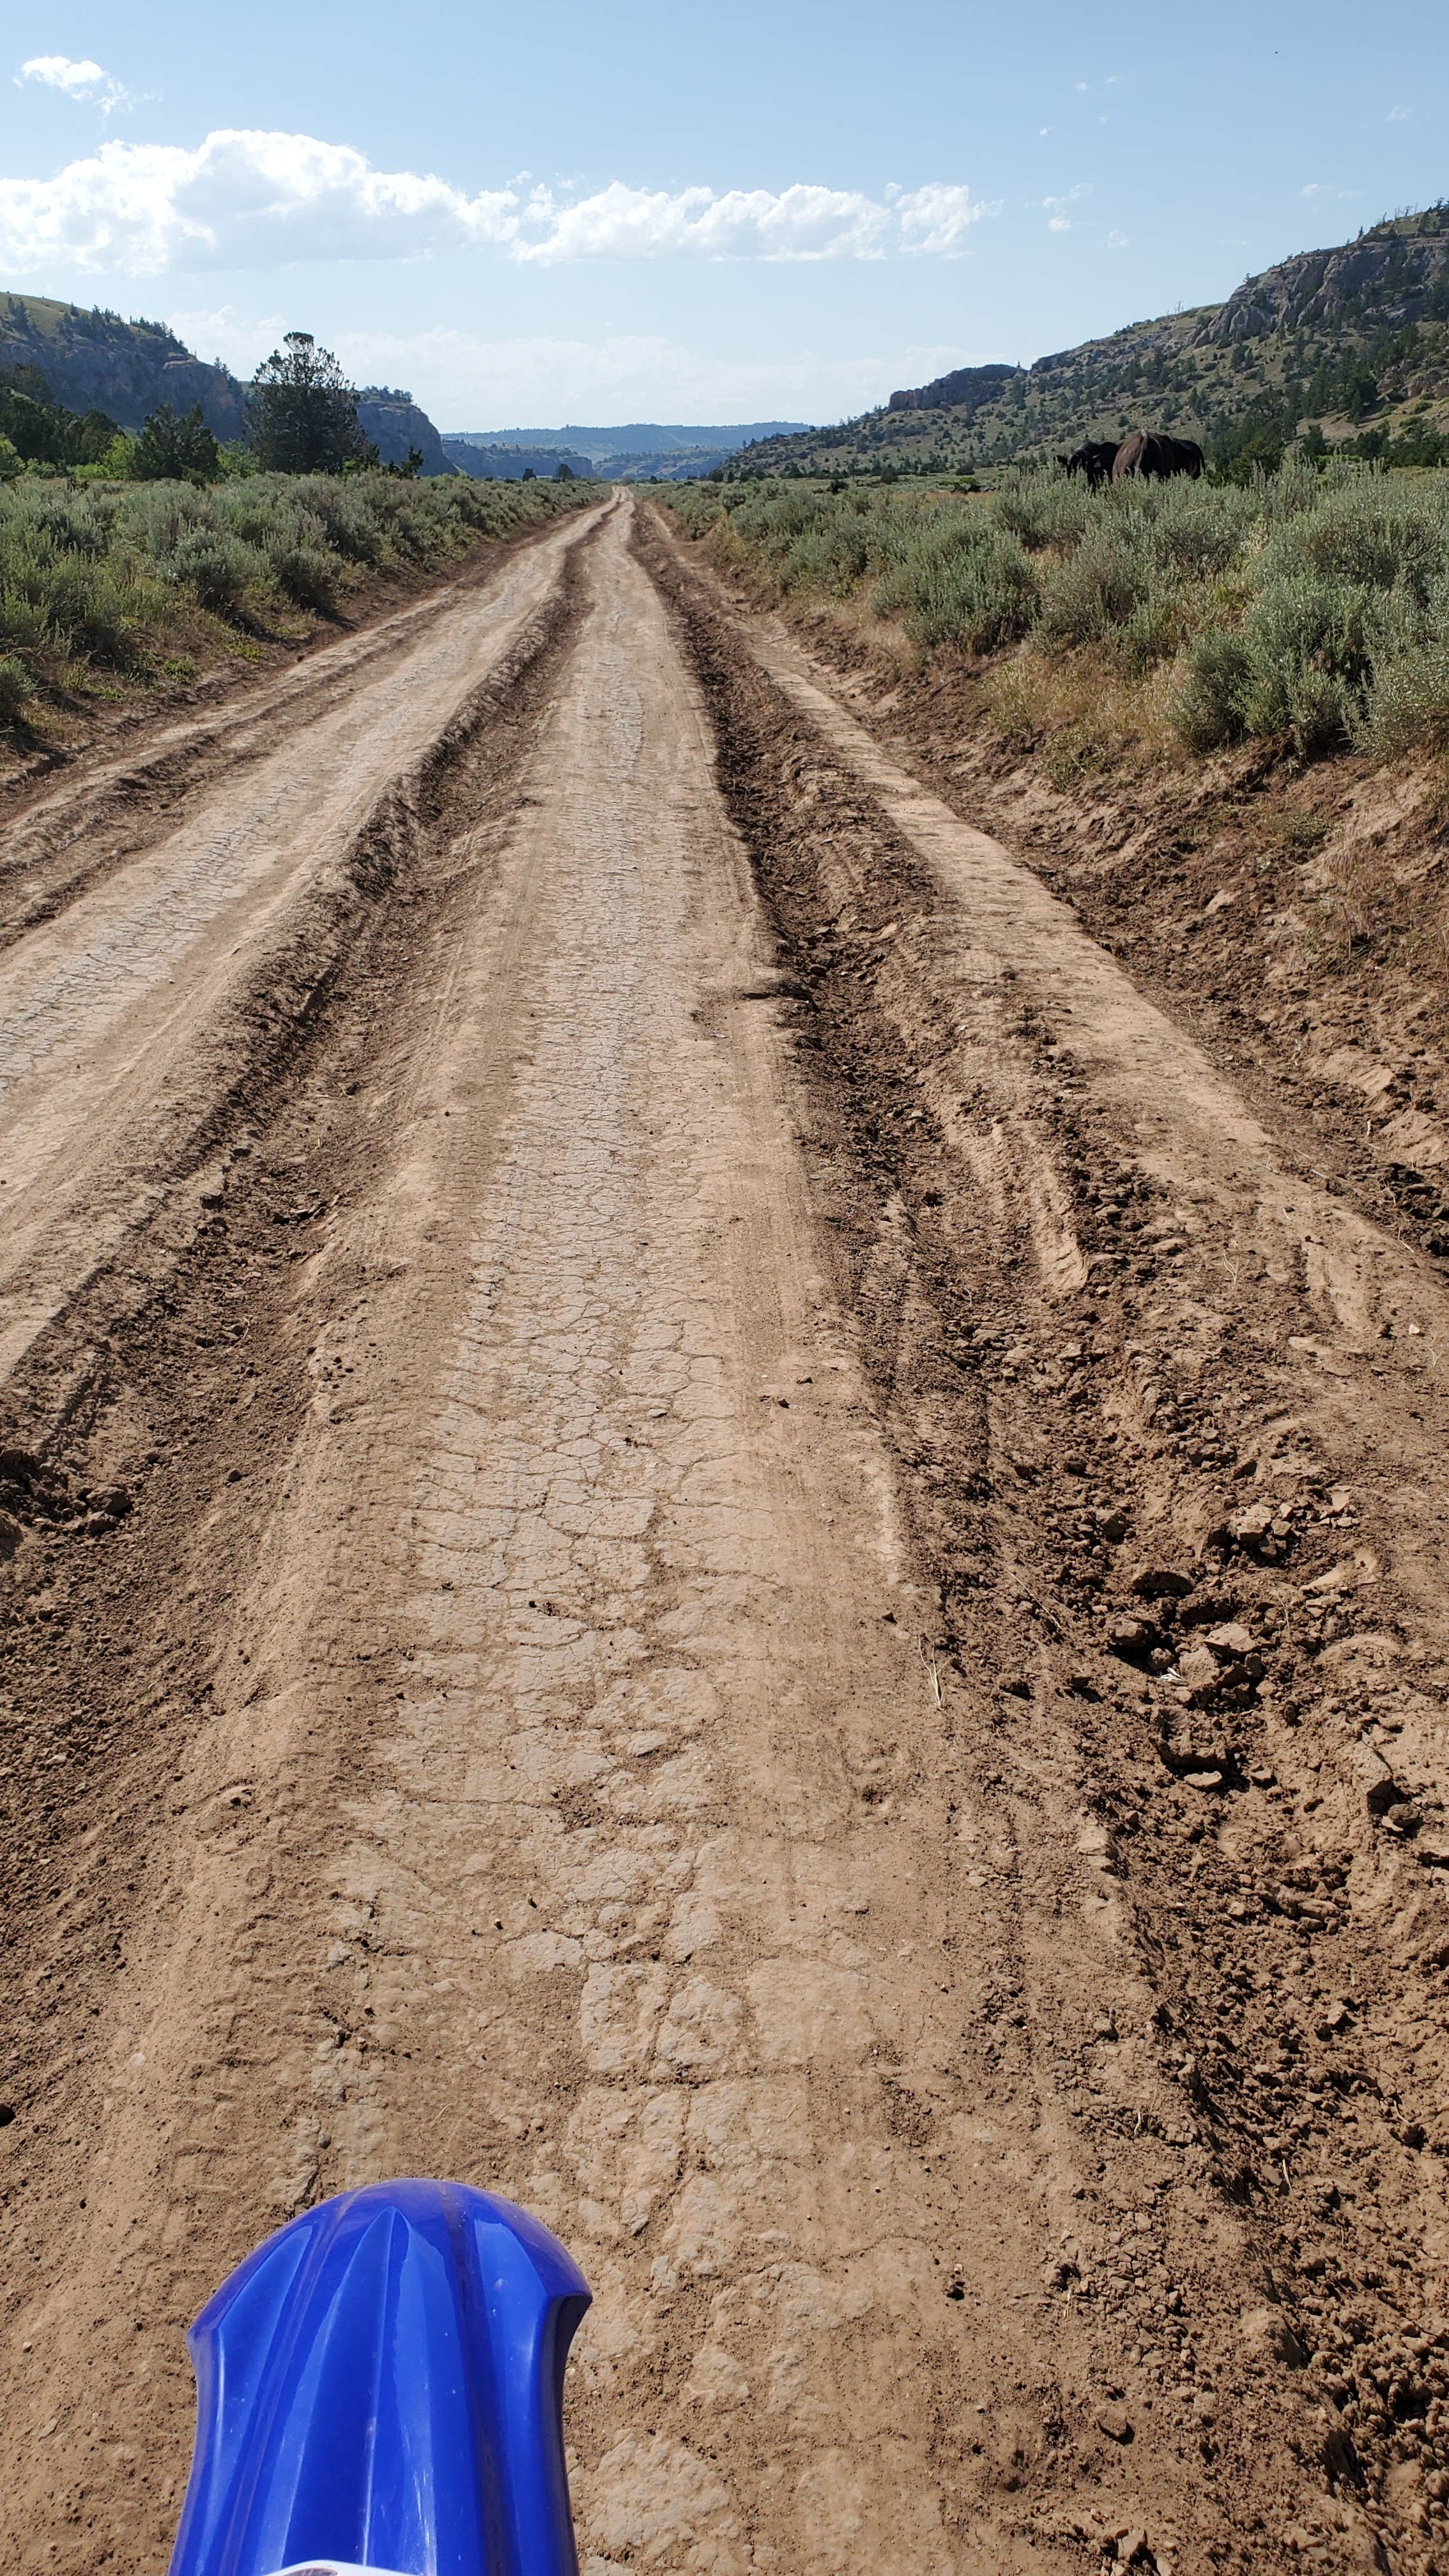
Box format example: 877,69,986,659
1060,440,1119,489
1112,431,1204,482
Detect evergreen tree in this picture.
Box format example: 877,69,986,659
247,333,371,474
134,403,219,484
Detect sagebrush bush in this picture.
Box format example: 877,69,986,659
263,539,341,613
995,468,1094,553
874,520,1039,650
1038,523,1151,646
293,477,387,565
1171,629,1255,751
1267,483,1448,602
1360,579,1449,756
0,651,33,721
0,467,597,687
161,529,263,615
1238,574,1374,751
661,459,1449,762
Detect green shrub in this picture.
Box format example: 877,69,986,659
121,481,211,560
995,466,1094,553
1171,573,1372,753
1263,484,1448,602
1359,582,1449,757
134,404,220,486
162,529,262,615
656,463,1449,769
1237,574,1373,751
19,492,114,556
1038,524,1151,646
0,651,33,721
264,539,340,613
875,522,1039,650
213,488,287,548
1140,479,1256,579
1172,629,1255,750
291,475,387,565
1361,640,1449,758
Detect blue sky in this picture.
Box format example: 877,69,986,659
1,0,1443,427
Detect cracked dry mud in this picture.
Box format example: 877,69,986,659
3,494,1449,2576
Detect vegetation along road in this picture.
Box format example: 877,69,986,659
2,487,1448,2576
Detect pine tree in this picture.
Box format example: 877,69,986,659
134,403,219,484
247,334,371,475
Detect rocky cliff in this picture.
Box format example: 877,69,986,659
1194,218,1449,346
356,390,453,476
0,295,248,438
885,362,1023,413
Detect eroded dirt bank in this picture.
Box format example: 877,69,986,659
0,493,1446,2576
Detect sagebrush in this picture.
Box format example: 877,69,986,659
0,470,597,702
659,462,1449,763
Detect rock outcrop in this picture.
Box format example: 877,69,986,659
1194,220,1449,345
0,295,247,438
887,362,1024,413
356,389,454,477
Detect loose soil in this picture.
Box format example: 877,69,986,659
0,492,1446,2576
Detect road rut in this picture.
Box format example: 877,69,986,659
2,495,1448,2576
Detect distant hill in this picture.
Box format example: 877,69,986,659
445,439,599,482
729,207,1449,480
447,421,811,480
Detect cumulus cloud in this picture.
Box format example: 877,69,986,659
0,128,994,275
17,54,132,114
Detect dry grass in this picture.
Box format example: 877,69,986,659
981,644,1184,781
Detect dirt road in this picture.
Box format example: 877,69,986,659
3,494,1448,2576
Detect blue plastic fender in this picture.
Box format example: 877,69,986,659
165,2179,592,2576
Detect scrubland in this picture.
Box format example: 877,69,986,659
0,469,598,730
660,463,1449,769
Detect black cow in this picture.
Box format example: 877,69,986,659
1112,431,1204,482
1059,440,1119,489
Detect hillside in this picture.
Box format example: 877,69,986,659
0,295,456,472
0,294,247,441
444,438,601,482
448,421,809,480
355,388,453,476
730,205,1449,479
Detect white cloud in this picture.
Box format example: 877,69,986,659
164,310,994,424
1388,105,1411,120
17,54,132,114
1301,181,1326,197
0,128,995,275
1107,229,1129,249
1044,185,1088,233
